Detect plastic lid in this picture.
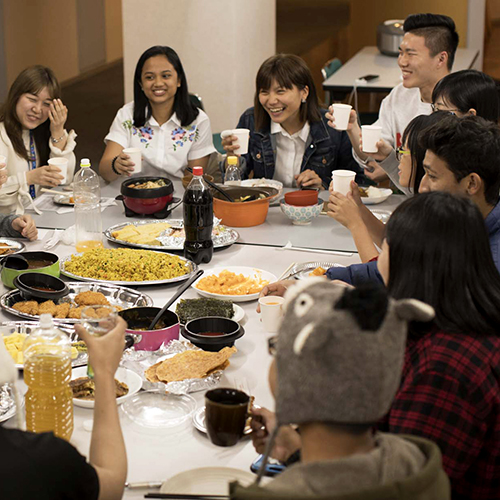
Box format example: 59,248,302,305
80,158,91,167
192,166,203,176
227,156,238,166
39,313,53,328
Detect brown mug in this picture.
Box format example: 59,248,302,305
205,388,250,447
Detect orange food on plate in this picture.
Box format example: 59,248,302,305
196,270,269,295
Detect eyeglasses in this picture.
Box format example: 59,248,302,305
268,336,278,356
395,146,411,161
431,103,458,115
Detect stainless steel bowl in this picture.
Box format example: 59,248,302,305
377,20,405,57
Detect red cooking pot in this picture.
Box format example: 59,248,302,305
120,177,174,215
118,307,179,351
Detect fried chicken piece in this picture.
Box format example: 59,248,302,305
68,306,84,319
38,301,57,316
54,302,71,319
12,301,39,316
74,291,109,306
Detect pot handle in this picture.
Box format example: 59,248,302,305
115,195,124,201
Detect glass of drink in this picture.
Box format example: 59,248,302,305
81,305,118,378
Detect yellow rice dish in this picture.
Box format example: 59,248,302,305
64,248,190,282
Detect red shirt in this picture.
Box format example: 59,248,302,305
379,328,500,500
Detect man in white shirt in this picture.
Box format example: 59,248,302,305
328,13,459,191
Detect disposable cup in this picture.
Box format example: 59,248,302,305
331,104,352,130
332,170,356,196
0,155,6,170
123,147,142,173
259,296,285,333
362,125,382,153
48,157,69,184
230,129,250,155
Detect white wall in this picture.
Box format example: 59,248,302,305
122,0,276,133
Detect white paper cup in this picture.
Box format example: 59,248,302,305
48,157,69,184
332,170,356,196
231,129,250,155
362,125,382,153
259,296,285,333
331,104,352,130
0,155,6,170
123,147,142,173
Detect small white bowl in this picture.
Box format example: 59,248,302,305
361,188,393,205
280,199,323,225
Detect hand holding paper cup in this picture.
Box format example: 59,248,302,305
47,157,69,185
330,104,352,131
361,125,382,153
123,148,142,173
332,170,356,196
221,128,250,155
259,296,285,333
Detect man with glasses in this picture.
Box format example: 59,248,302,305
328,13,458,192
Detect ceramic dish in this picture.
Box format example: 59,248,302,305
285,261,343,280
280,199,323,225
361,188,393,205
0,282,153,323
192,406,252,435
1,321,87,369
371,209,391,223
60,250,198,286
160,467,254,494
121,390,196,428
71,366,142,409
192,266,278,303
104,219,239,251
53,194,74,206
0,238,25,257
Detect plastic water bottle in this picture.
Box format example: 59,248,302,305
183,166,213,264
23,314,74,441
74,158,103,252
224,156,241,186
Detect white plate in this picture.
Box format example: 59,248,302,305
361,188,393,205
161,467,255,495
53,194,73,206
71,366,142,409
193,267,277,303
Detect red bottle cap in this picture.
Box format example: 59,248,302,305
192,166,203,176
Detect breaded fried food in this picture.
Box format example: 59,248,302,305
145,361,162,383
81,306,115,319
68,306,84,319
54,302,71,319
74,291,109,306
38,300,57,316
147,346,237,383
12,301,39,316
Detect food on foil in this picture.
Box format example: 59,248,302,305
309,266,326,277
111,222,172,246
195,270,269,295
70,376,128,400
175,298,234,324
64,248,190,282
145,346,236,383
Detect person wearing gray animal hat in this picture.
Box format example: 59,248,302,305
230,280,450,500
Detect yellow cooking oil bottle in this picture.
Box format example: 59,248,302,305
23,314,74,440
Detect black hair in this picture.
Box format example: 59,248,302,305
432,70,500,123
401,111,449,193
254,54,322,131
386,192,500,337
418,114,500,205
404,13,459,70
132,46,199,127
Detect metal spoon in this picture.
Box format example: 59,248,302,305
147,269,204,330
185,167,234,202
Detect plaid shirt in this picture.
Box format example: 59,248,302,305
378,328,500,500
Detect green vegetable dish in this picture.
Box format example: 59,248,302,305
175,298,234,324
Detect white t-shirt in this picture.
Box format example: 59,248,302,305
271,121,310,187
104,102,216,179
355,84,432,191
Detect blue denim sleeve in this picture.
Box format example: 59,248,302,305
236,110,254,180
326,260,384,286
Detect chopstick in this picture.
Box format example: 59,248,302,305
277,262,296,281
144,494,228,499
40,188,72,196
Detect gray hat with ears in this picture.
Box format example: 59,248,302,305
275,279,435,426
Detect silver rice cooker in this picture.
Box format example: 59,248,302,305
377,19,404,57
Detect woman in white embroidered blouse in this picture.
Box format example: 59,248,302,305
0,66,76,214
100,46,215,182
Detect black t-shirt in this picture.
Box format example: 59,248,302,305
0,426,99,499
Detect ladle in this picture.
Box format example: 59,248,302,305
185,167,234,202
147,269,204,330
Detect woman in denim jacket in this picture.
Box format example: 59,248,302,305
222,54,362,189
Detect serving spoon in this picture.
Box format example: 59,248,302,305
185,167,234,202
147,269,204,330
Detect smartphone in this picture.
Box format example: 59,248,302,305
359,74,379,82
250,454,287,477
